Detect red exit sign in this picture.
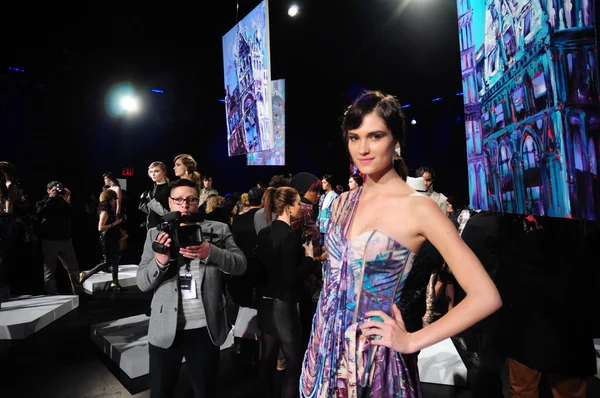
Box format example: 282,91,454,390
122,167,134,177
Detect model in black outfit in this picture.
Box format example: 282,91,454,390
139,161,170,230
80,189,123,290
257,186,316,398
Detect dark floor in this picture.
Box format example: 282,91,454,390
0,285,474,398
0,284,598,398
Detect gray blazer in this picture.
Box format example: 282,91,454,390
137,220,246,349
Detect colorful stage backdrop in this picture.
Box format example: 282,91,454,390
247,79,285,166
223,0,274,157
456,0,599,219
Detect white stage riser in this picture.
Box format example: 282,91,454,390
417,338,468,386
83,264,139,293
91,314,234,379
0,295,79,340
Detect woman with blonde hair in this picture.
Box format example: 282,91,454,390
140,161,170,230
238,193,251,215
205,196,225,214
80,189,123,290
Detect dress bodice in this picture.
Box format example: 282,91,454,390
326,228,416,330
301,187,422,398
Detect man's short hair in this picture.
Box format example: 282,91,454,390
47,181,61,190
268,174,290,189
169,179,199,196
248,187,265,206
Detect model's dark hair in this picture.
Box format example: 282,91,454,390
341,90,409,180
416,166,436,181
103,172,120,186
350,174,364,187
262,186,299,224
322,174,334,187
0,162,18,184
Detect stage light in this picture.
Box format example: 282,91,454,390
411,119,417,125
120,96,139,113
151,88,164,94
432,97,442,102
288,5,299,17
105,82,141,117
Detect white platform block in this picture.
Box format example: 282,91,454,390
83,264,139,292
91,314,235,379
594,338,600,379
418,338,468,386
0,295,79,340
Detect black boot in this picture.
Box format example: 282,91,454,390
110,262,122,291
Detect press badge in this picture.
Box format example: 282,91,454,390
179,275,197,300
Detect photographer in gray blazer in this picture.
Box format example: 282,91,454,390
137,179,246,398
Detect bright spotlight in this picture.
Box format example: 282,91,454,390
120,95,139,113
288,5,299,17
106,82,141,117
411,119,417,125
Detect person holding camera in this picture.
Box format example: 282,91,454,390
137,179,246,398
79,190,124,290
36,181,81,295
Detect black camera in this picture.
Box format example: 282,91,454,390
152,211,205,255
304,234,312,246
55,183,66,195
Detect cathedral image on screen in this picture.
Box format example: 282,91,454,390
223,0,274,157
247,79,285,166
457,0,599,219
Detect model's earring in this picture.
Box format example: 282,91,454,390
395,146,401,158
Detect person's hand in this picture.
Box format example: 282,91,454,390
64,187,71,203
302,241,314,259
180,241,211,260
318,251,328,262
113,217,123,226
154,232,171,265
359,304,416,354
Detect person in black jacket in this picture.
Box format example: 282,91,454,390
35,181,81,295
257,186,316,398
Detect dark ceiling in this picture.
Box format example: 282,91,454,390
4,0,462,101
1,0,466,202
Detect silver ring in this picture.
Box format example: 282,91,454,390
193,253,197,258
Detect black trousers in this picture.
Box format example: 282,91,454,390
149,327,220,398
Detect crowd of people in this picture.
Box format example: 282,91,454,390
1,90,597,398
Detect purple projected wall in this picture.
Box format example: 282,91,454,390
247,79,285,166
223,0,274,157
456,0,599,219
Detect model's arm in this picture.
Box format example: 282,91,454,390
362,197,501,354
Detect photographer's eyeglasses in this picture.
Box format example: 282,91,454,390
170,197,200,205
